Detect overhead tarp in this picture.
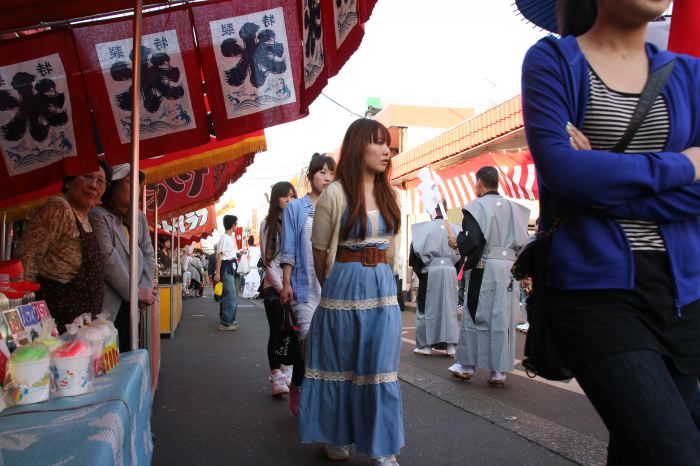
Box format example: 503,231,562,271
0,0,165,32
72,7,210,164
0,29,97,200
0,130,264,222
405,151,538,214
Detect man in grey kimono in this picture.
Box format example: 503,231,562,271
409,204,461,356
449,166,530,387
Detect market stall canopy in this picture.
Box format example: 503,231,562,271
0,0,165,32
404,150,538,213
0,0,378,205
0,130,264,222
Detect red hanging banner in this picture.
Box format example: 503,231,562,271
72,7,209,165
191,0,306,139
298,0,329,112
321,0,365,78
0,30,96,201
668,0,700,57
145,155,253,220
157,206,217,244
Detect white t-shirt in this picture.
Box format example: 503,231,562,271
216,233,237,260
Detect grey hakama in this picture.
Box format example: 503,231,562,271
455,196,530,372
411,220,461,348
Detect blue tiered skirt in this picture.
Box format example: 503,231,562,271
298,245,404,458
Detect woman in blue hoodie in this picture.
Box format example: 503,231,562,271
521,1,700,463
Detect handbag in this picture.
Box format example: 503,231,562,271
512,58,676,381
237,250,250,275
272,303,300,365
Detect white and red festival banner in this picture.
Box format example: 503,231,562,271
299,0,329,112
191,0,305,139
0,30,96,200
72,7,209,164
158,206,217,245
405,151,538,213
321,0,364,78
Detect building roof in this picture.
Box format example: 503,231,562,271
390,96,524,183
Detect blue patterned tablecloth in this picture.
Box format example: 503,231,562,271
0,350,153,465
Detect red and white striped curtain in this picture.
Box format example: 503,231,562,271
405,151,537,214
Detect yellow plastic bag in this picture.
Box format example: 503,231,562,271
214,282,223,302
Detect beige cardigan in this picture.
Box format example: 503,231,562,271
311,181,397,278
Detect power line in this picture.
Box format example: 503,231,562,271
321,92,364,118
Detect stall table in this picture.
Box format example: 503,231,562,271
0,350,153,465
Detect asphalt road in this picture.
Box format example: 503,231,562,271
151,294,607,465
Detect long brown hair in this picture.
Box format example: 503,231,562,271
336,118,401,240
557,0,597,37
263,181,296,263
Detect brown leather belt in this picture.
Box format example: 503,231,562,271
336,246,387,267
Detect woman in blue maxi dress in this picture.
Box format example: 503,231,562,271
298,118,404,464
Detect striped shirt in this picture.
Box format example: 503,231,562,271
582,68,670,251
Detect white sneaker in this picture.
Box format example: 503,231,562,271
516,322,530,333
448,363,475,380
280,365,292,386
488,371,507,387
372,455,399,466
413,346,432,355
446,344,456,357
270,372,289,396
324,444,350,461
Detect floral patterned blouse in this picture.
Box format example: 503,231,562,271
15,197,93,284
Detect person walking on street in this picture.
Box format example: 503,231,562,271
279,153,336,416
409,202,461,356
297,118,404,465
521,0,700,463
260,181,297,396
449,166,530,387
214,215,240,331
242,235,262,299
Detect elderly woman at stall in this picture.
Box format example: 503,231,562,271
88,163,157,352
15,161,112,332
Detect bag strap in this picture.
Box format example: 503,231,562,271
611,59,676,153
548,59,676,234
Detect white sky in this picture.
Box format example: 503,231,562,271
209,0,549,244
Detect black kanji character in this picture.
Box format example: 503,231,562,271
0,72,68,142
221,23,287,89
0,75,5,87
304,0,322,58
221,23,236,37
153,36,168,51
36,61,53,77
110,46,184,113
109,46,125,60
262,15,275,28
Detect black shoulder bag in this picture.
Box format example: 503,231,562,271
272,303,301,365
512,59,676,381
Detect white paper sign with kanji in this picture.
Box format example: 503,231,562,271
0,54,77,176
95,30,197,144
209,7,297,119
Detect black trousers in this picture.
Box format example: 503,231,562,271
263,287,284,371
114,301,133,353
